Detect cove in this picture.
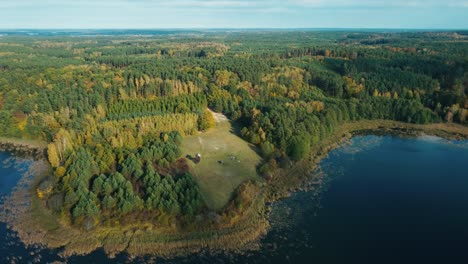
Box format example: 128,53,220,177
2,135,468,263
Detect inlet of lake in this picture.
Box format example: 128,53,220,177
2,135,468,263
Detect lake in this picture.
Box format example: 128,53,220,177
2,135,468,263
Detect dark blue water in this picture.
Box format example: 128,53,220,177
2,135,468,263
0,152,27,199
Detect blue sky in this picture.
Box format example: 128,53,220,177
0,0,467,29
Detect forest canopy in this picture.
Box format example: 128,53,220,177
0,30,466,229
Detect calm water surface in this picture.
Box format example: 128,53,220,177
1,135,468,263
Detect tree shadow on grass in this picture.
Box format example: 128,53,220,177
229,120,264,162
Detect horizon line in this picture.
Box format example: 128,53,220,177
0,27,467,31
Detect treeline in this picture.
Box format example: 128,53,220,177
100,113,200,148
212,87,439,164
107,93,207,120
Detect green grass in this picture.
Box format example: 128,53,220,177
181,114,261,210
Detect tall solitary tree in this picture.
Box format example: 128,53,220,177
47,143,60,168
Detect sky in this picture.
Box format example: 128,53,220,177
0,0,467,29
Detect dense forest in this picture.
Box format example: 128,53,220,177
1,30,467,229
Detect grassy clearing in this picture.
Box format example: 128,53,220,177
181,111,262,210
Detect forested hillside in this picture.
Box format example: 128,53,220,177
0,30,466,229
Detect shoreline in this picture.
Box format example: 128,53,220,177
0,137,47,159
1,120,468,259
265,120,468,203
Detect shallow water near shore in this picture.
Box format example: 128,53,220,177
2,135,468,263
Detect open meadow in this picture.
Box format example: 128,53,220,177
181,111,262,210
